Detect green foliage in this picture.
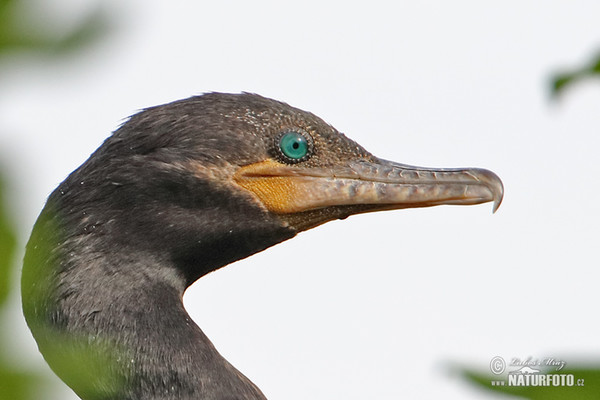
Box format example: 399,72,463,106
460,366,600,399
0,172,48,400
0,175,15,306
0,367,39,400
0,1,110,399
551,52,600,97
0,0,109,56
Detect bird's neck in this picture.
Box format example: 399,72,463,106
25,243,267,400
105,267,266,400
23,182,296,400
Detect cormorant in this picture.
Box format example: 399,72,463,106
22,93,503,400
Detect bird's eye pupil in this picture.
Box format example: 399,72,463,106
278,131,310,161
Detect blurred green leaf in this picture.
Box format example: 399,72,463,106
0,367,40,399
460,366,600,400
51,10,110,55
0,169,49,400
0,0,17,13
0,1,112,399
0,173,16,306
551,51,600,97
0,0,110,56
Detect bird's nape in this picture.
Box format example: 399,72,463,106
21,93,503,400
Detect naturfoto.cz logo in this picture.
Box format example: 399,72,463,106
488,356,584,388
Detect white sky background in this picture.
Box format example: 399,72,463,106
1,1,600,399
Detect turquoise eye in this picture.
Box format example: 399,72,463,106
277,131,311,162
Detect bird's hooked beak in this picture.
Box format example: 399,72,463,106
234,158,503,228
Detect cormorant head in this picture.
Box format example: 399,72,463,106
46,92,503,283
